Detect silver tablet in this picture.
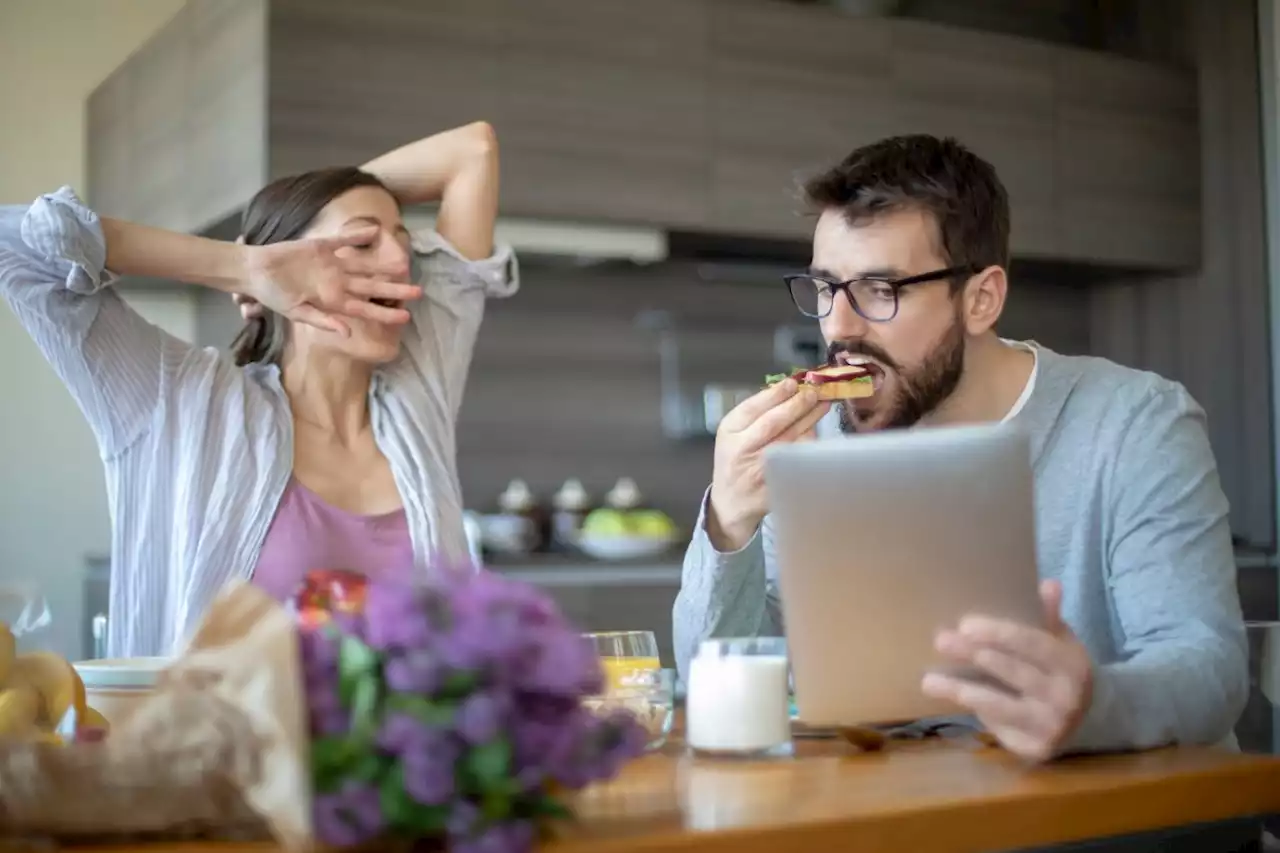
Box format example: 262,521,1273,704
764,421,1044,727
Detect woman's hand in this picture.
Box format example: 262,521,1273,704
239,227,422,336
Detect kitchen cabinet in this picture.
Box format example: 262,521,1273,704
706,2,897,240
1053,50,1200,268
85,0,1202,269
86,0,267,236
888,21,1060,258
489,0,711,227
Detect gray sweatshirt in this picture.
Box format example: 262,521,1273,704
672,343,1248,753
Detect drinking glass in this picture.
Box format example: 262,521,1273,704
584,668,676,751
686,637,792,758
585,631,661,691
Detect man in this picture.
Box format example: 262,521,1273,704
673,134,1248,762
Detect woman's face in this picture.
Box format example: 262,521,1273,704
291,185,414,365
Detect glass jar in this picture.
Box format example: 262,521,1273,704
686,637,792,758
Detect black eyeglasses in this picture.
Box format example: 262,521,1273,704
783,265,979,322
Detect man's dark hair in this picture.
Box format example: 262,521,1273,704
803,135,1010,285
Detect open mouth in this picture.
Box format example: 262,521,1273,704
833,353,887,392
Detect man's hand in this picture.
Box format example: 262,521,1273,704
706,379,830,551
921,579,1093,762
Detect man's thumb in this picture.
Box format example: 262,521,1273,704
1040,579,1066,633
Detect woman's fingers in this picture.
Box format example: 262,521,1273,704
345,278,423,303
341,298,412,325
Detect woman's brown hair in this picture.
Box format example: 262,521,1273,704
231,167,393,366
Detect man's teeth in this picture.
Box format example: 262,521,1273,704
838,354,873,367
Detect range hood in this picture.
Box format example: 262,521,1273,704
403,213,667,265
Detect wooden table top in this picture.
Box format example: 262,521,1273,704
74,735,1280,853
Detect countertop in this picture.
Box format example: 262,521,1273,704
66,729,1280,853
487,552,683,587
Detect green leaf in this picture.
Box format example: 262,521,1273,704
464,738,512,791
379,766,414,829
349,672,381,742
439,670,479,699
764,373,786,385
406,803,450,835
338,634,380,707
379,766,449,835
311,736,352,771
310,736,356,795
349,751,389,785
530,795,575,822
481,788,513,822
478,777,522,822
387,693,457,727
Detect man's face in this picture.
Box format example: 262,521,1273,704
811,207,966,433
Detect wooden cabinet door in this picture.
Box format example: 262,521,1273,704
1054,51,1201,268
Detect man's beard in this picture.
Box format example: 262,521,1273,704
835,317,965,434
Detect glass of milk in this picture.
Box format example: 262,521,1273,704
686,637,792,759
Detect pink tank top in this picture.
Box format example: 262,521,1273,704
252,478,415,602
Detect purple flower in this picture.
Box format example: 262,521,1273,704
513,765,546,794
403,753,457,805
456,691,508,745
332,610,365,641
302,564,645,850
534,708,649,790
511,717,560,769
385,649,445,694
376,712,425,753
446,799,480,837
313,781,384,847
364,582,434,651
299,628,339,671
516,693,580,723
400,725,462,805
309,707,350,738
435,572,566,677
518,630,603,697
307,683,349,737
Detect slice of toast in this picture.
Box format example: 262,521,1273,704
815,378,874,401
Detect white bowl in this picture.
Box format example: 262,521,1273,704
578,534,676,562
74,657,170,729
75,656,169,690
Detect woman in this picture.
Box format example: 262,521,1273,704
0,121,516,657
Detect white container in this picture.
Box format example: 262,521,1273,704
74,657,168,729
686,637,792,757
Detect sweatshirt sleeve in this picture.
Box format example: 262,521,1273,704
1063,384,1248,754
671,487,783,682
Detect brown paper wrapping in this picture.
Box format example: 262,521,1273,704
0,582,313,850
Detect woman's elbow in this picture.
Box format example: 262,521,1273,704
464,121,498,160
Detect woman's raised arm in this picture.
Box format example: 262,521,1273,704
361,120,499,261
1,189,419,456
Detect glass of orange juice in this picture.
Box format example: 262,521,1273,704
586,631,661,691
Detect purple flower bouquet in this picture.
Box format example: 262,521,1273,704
293,567,648,853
